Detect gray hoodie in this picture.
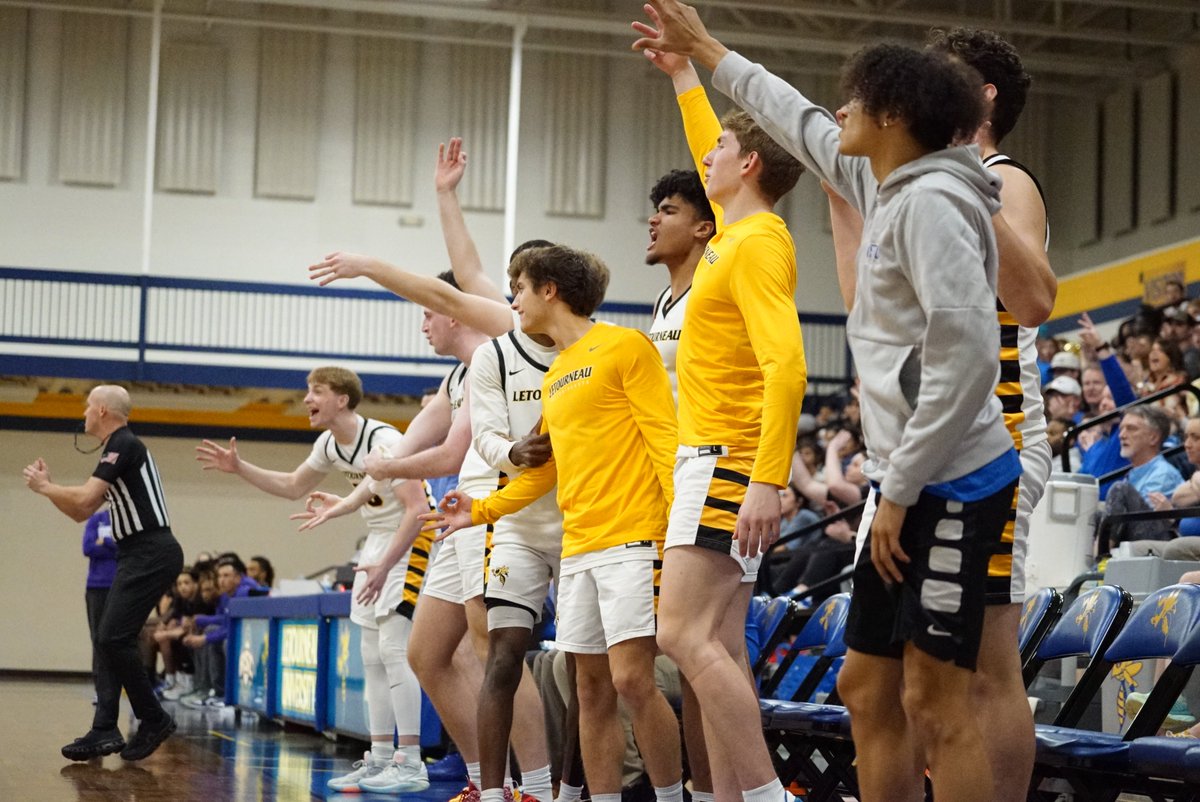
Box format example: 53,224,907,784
713,51,1015,507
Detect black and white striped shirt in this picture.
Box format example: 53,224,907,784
92,427,171,540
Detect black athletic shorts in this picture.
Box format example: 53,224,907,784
843,480,1018,670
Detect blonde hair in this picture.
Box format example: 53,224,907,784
306,367,363,409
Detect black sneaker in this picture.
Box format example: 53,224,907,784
119,714,176,761
61,728,125,761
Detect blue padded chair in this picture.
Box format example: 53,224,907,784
760,592,851,703
759,594,855,802
1029,583,1200,802
750,596,805,681
1018,587,1064,686
1023,584,1133,727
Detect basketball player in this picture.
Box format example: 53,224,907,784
424,244,685,802
825,28,1057,799
633,5,1023,800
25,385,184,762
196,368,431,793
639,36,806,802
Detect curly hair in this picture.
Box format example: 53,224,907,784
926,28,1031,144
507,245,610,318
649,169,716,226
840,43,985,152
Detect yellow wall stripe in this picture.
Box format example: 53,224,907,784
1050,238,1200,322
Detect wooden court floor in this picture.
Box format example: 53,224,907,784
0,677,466,802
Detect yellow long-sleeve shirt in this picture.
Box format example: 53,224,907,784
471,323,677,559
675,85,808,487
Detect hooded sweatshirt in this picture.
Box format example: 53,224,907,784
713,51,1019,508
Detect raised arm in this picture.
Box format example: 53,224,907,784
822,181,864,312
992,164,1055,327
309,252,512,338
435,138,508,305
196,437,325,501
365,387,474,480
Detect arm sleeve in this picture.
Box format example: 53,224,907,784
622,333,679,505
204,619,229,644
82,515,100,556
468,341,522,475
92,431,139,484
879,192,1002,507
194,612,220,629
711,51,874,215
303,432,335,474
729,233,807,486
1100,353,1138,407
471,456,559,525
677,86,724,230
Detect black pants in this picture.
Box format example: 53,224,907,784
85,587,110,695
92,529,183,732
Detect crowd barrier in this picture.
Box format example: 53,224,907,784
225,592,440,744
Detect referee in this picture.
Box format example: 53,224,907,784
24,385,183,761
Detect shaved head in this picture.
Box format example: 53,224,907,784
90,385,132,420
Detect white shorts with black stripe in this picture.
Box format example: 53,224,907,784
665,445,760,582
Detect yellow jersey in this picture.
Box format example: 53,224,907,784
471,323,677,559
675,85,807,487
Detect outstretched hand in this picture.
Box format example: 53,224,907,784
435,138,468,193
417,489,476,542
290,491,346,531
353,563,387,606
196,438,240,473
631,2,727,71
309,252,375,287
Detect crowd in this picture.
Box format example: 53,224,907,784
21,2,1200,802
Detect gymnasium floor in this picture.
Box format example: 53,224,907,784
0,677,466,802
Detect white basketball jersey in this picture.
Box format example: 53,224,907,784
445,362,504,498
648,285,689,399
469,319,563,553
305,416,409,529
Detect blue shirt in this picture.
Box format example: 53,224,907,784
925,448,1023,502
1127,455,1184,499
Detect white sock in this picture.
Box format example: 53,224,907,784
556,782,583,802
397,744,420,764
593,794,621,802
521,765,553,802
372,742,395,762
742,778,789,802
467,761,482,788
481,789,506,802
655,780,684,802
691,792,716,802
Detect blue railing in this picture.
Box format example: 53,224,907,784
0,266,851,396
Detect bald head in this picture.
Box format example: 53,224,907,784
91,385,132,418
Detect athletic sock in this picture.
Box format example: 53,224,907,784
521,765,553,802
372,742,394,762
690,792,715,802
555,782,584,802
467,761,483,789
481,789,506,802
397,744,420,764
654,780,684,802
592,793,621,802
742,778,789,802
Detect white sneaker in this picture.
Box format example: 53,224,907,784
327,751,388,793
181,689,215,709
162,676,193,702
359,753,431,794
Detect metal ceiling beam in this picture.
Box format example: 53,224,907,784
687,0,1196,48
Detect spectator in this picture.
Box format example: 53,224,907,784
1141,338,1188,399
157,568,201,700
180,555,263,708
778,484,819,545
1042,376,1082,424
247,555,275,589
1126,416,1200,558
1099,405,1184,548
1036,334,1060,385
1160,306,1193,349
81,509,117,703
1079,366,1107,421
1049,351,1081,383
1158,279,1187,310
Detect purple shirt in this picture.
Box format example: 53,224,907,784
82,509,117,589
194,575,266,643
